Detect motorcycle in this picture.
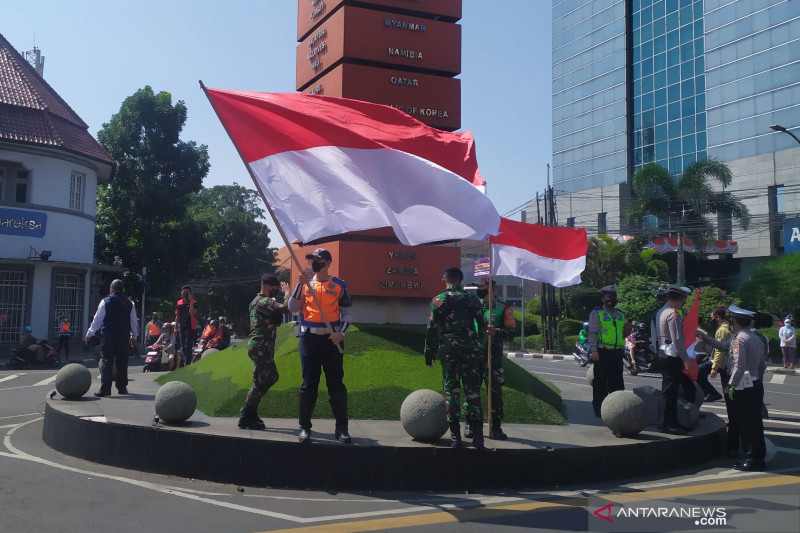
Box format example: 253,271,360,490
143,344,167,372
573,342,591,367
8,340,60,369
623,339,658,375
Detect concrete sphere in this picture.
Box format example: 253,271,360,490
55,363,92,399
400,389,448,442
586,366,594,387
201,348,219,359
155,381,197,423
601,390,649,437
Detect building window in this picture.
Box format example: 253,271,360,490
70,172,84,211
566,217,575,228
598,212,608,234
52,273,84,341
776,185,785,214
0,270,28,344
14,171,28,203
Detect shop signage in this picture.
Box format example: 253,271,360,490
0,207,46,238
784,218,800,254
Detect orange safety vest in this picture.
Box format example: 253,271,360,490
299,277,346,328
60,321,70,334
148,321,162,336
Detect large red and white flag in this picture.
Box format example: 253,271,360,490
490,217,587,287
204,89,500,246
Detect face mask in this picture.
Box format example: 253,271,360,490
476,289,489,298
605,298,617,307
311,260,326,273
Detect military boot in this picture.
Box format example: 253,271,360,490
238,404,265,430
449,421,462,448
470,421,485,449
489,418,507,440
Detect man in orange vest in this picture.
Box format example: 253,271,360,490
57,316,71,362
146,312,162,346
287,248,353,444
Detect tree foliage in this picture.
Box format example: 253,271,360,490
96,86,209,298
616,275,661,323
737,253,800,317
582,235,669,288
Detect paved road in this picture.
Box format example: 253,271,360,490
1,362,799,533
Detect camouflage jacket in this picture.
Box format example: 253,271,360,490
424,286,487,365
248,293,287,349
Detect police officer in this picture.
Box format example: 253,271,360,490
656,285,692,434
287,248,353,444
238,274,290,430
465,278,515,441
587,285,626,418
424,266,487,448
726,306,767,471
85,279,139,397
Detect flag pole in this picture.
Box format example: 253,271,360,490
199,80,342,353
484,175,493,436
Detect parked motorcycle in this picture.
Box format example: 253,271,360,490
8,340,60,369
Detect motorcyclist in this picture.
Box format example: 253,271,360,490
625,322,649,367
199,319,224,353
218,316,232,350
154,322,177,370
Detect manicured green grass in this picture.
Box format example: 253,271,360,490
156,324,566,425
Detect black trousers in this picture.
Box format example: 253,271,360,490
720,369,740,451
733,380,766,463
660,356,683,426
592,348,624,415
99,338,129,393
298,333,347,431
57,335,70,360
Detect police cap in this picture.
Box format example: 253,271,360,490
600,284,618,294
305,248,332,261
728,305,756,319
666,285,691,296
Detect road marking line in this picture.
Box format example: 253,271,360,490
771,374,787,385
0,373,25,383
765,430,800,438
0,413,41,420
32,375,57,386
777,446,800,455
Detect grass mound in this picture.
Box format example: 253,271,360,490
156,324,566,425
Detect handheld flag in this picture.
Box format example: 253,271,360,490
204,88,500,246
682,292,700,381
490,217,587,287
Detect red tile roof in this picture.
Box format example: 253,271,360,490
0,33,114,168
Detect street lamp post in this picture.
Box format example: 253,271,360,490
770,124,800,146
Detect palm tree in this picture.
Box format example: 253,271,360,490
627,158,750,284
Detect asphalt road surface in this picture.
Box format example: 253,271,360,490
1,359,798,533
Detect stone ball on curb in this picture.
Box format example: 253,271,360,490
586,365,594,387
55,363,92,399
201,348,219,359
601,390,648,438
155,381,197,424
400,389,448,442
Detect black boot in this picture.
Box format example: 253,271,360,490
298,390,317,443
449,421,462,448
329,389,352,444
238,404,265,430
470,421,485,449
489,419,507,440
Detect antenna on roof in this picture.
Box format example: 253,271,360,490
24,41,45,77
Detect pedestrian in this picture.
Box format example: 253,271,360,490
587,285,626,418
238,274,290,430
465,278,515,441
174,285,198,368
779,318,796,369
726,306,768,471
145,312,162,346
424,266,487,448
287,248,353,444
85,279,138,397
56,315,71,362
655,285,693,434
695,331,722,402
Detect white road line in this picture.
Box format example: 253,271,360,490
0,413,42,420
32,375,57,387
776,446,800,455
765,430,800,438
771,374,787,385
0,373,25,383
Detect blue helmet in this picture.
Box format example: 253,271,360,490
24,325,32,333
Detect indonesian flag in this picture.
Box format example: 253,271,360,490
204,88,500,246
490,217,587,287
682,292,700,381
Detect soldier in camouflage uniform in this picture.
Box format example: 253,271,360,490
464,279,516,441
424,266,488,448
238,274,290,430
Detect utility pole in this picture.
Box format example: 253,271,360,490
141,267,147,350
540,164,559,353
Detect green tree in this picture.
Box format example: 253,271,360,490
737,253,800,316
616,275,661,323
627,159,750,285
685,286,738,333
582,235,669,288
96,86,210,300
189,184,276,333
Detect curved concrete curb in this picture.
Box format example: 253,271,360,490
42,400,725,491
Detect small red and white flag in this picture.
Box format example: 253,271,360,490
490,217,587,287
682,291,700,381
204,88,500,246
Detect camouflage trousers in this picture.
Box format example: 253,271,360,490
464,346,505,422
440,347,483,424
245,344,279,407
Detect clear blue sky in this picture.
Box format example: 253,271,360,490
4,1,552,241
